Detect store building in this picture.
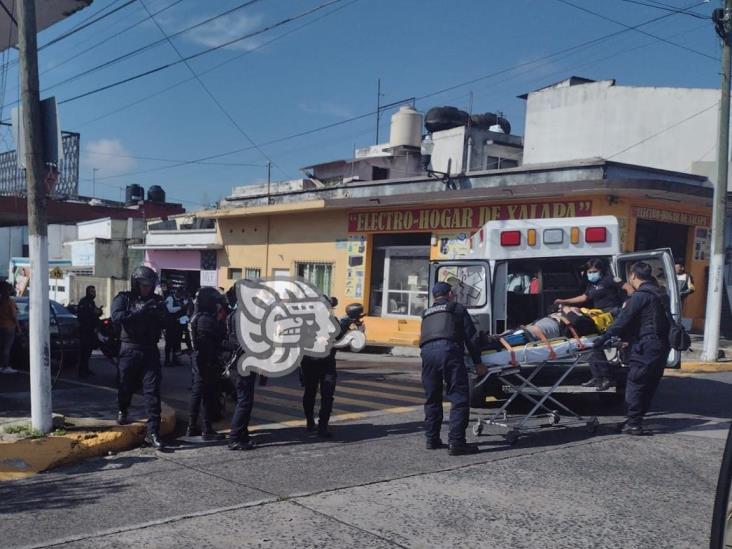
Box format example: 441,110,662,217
203,159,712,346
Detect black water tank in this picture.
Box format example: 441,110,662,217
147,185,166,203
470,112,511,135
424,106,470,133
125,184,144,205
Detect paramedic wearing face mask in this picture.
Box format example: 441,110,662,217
555,258,624,391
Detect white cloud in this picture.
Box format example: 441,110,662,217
299,101,355,119
83,139,137,176
184,12,264,52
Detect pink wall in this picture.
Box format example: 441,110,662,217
145,249,200,271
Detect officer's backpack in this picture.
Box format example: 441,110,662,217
637,288,691,351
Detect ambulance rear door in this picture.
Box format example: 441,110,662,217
429,260,491,334
612,248,681,367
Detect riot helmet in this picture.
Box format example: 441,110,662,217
195,286,220,314
131,265,158,296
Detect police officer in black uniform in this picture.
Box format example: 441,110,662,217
420,281,483,456
300,296,349,439
186,287,226,440
555,258,624,391
592,262,670,435
111,266,166,449
76,285,101,378
224,299,257,451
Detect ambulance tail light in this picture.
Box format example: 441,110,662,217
585,227,607,243
570,227,580,244
527,229,537,246
500,230,521,247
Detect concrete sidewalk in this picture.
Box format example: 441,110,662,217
0,372,175,480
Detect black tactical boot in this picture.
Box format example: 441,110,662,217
448,442,479,456
581,378,598,388
202,424,224,441
144,432,165,450
116,410,129,425
305,416,316,432
185,423,201,437
317,422,332,439
595,378,615,391
228,439,256,451
426,439,446,450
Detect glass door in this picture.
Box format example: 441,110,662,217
382,246,430,318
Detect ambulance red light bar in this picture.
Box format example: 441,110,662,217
500,230,521,246
585,227,607,243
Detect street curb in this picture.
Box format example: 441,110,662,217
679,361,732,373
0,402,176,481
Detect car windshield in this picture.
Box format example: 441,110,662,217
12,299,73,317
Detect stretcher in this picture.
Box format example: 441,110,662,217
471,344,621,445
480,332,600,367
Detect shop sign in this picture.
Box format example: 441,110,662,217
348,200,593,233
632,207,710,227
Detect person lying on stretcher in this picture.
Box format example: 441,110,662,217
479,305,602,352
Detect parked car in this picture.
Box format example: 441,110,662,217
10,297,80,370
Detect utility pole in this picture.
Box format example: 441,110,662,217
92,168,98,197
375,78,381,144
702,1,732,363
18,0,52,433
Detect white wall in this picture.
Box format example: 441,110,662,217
523,81,720,177
48,224,77,261
0,226,26,280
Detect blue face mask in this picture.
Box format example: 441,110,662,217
587,272,601,284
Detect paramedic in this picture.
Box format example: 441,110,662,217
419,281,484,456
555,258,623,391
592,262,670,435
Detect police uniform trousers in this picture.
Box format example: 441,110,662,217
164,323,181,364
117,343,162,434
420,339,470,445
625,336,668,428
189,351,219,427
229,371,256,442
78,324,95,376
588,348,619,382
301,357,337,427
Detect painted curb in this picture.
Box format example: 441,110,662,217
0,402,176,481
678,361,732,373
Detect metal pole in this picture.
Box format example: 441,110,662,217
92,168,98,197
702,0,732,362
18,0,52,433
375,78,381,144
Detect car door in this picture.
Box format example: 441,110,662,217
429,260,491,333
612,248,681,367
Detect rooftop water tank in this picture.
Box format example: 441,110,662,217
125,184,144,205
389,105,422,148
147,185,166,203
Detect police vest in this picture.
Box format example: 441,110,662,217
420,301,458,347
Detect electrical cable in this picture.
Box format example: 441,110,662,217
0,0,16,28
139,0,288,179
554,0,716,61
616,0,710,19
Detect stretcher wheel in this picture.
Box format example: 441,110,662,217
505,431,519,445
586,418,599,434
472,420,484,437
551,411,561,425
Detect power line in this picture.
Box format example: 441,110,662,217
84,148,267,166
0,1,16,27
139,0,288,179
555,0,716,60
54,0,346,108
90,1,709,182
616,0,710,19
70,0,359,130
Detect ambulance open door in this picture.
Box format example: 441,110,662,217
612,248,681,368
429,260,491,334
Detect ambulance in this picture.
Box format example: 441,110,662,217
428,215,681,406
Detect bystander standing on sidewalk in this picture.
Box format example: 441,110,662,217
0,281,19,374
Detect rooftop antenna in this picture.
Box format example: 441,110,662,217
375,78,385,144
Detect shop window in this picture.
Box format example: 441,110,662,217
486,156,519,170
244,267,261,280
296,262,333,295
382,248,429,317
228,268,242,280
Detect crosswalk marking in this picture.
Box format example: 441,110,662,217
340,378,425,395
249,406,297,424
254,393,351,417
259,385,415,411
331,384,425,404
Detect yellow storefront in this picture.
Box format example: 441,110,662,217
205,193,711,346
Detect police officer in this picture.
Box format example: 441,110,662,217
76,285,100,378
592,261,670,435
300,296,348,439
111,266,167,449
420,281,483,456
186,287,226,440
555,258,624,391
224,296,257,451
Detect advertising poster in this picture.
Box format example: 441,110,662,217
345,235,366,298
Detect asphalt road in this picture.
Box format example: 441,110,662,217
3,352,731,548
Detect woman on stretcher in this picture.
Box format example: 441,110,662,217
479,305,603,354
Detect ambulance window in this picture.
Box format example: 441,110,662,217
617,257,670,294
436,264,487,308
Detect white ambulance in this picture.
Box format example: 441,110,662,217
428,215,681,405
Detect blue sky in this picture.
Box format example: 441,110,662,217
0,0,721,208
